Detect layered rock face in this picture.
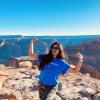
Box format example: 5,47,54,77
66,40,100,79
0,65,100,100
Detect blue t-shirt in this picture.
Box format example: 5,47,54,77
38,55,70,85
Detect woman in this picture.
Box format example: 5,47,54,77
29,38,75,100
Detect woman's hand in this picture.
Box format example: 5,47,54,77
31,38,38,42
70,64,76,68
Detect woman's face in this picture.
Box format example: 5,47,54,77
51,44,60,57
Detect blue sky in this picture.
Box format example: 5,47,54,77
0,0,100,36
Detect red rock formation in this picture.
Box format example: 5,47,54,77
65,40,100,79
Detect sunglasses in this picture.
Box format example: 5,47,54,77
52,46,59,50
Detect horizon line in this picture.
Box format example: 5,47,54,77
0,34,100,36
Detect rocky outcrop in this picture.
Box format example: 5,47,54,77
9,56,39,68
0,65,99,100
65,40,100,79
0,66,39,100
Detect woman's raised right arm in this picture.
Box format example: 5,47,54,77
28,38,38,60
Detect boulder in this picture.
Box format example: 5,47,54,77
19,61,33,68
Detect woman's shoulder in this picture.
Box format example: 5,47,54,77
59,59,70,68
59,58,68,64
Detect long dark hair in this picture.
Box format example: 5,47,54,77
39,41,68,70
